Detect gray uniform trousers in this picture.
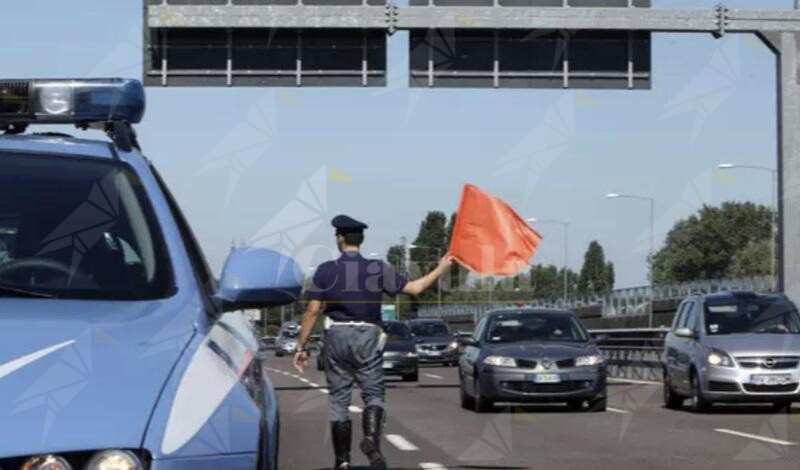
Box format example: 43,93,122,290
323,324,385,422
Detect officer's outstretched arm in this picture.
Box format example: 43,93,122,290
402,256,453,296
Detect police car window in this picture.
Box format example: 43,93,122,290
704,299,800,335
486,313,589,343
0,153,173,300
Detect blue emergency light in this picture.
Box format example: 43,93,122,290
0,78,145,126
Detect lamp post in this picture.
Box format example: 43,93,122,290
527,218,569,305
718,163,778,291
606,192,655,328
409,244,443,308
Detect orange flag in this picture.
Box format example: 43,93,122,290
448,184,543,276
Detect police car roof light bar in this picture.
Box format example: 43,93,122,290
0,78,145,130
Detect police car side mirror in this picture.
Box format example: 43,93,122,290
214,248,303,312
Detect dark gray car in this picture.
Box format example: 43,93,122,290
459,309,607,413
407,319,459,366
663,291,800,412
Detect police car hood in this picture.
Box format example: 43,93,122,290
0,298,196,457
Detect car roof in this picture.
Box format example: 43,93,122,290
697,290,786,303
486,308,577,317
407,318,446,324
0,134,118,160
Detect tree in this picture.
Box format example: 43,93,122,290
651,202,772,284
409,211,448,306
727,239,773,278
578,241,614,296
386,244,407,274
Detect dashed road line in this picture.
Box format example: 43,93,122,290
386,434,420,451
419,463,447,470
607,407,630,414
714,428,797,446
348,405,363,413
424,373,443,380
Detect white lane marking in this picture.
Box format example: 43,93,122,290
715,428,797,446
0,340,75,380
308,382,320,388
349,405,363,413
608,378,661,385
424,373,443,380
420,463,447,470
607,407,630,414
298,377,310,383
386,434,419,451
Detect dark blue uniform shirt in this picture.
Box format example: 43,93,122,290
307,252,408,325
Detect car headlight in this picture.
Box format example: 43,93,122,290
22,455,72,470
448,341,458,350
707,349,735,368
484,355,517,367
405,351,417,358
575,354,605,367
86,450,143,470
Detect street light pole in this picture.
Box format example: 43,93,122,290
718,163,779,291
527,218,569,305
606,192,656,328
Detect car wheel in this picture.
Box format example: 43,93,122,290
473,376,494,413
566,399,584,411
689,371,711,413
460,379,475,410
588,396,607,412
772,401,792,413
275,351,284,357
403,372,419,382
663,370,684,410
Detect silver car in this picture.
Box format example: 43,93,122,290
663,291,800,412
275,322,300,357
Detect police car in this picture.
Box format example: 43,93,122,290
0,79,302,469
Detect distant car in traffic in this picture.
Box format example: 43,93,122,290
459,309,607,413
663,291,800,412
382,321,419,381
275,322,300,357
407,319,459,366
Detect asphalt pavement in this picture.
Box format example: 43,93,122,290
267,356,800,470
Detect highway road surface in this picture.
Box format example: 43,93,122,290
267,357,800,470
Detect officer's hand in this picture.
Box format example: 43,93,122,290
438,255,455,270
293,350,309,374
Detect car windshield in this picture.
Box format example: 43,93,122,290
704,299,800,335
0,152,173,300
485,313,589,343
385,322,411,340
411,322,450,337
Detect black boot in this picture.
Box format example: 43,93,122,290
359,405,387,470
331,420,352,469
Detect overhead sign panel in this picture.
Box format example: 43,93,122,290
408,0,651,89
144,0,387,87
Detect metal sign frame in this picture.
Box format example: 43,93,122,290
145,1,800,305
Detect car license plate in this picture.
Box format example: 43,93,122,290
383,362,394,369
427,351,441,357
750,374,793,386
532,373,561,384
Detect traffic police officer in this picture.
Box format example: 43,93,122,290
294,215,452,470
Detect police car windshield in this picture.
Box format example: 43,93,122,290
704,300,800,335
0,152,173,300
410,322,450,337
485,313,589,343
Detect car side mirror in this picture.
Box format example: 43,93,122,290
214,248,302,312
674,327,697,339
415,338,424,344
460,337,477,347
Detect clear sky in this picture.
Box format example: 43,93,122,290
1,0,791,288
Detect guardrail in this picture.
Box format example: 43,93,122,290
418,274,776,319
590,328,668,382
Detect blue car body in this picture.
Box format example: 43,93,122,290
0,111,296,467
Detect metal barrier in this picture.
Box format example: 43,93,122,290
589,328,668,382
418,274,776,319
